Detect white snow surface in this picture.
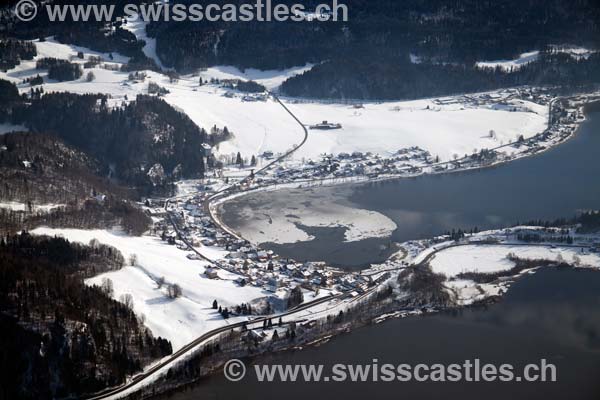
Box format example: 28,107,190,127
476,51,541,72
430,244,600,278
123,13,170,71
283,98,547,161
0,40,551,165
0,202,64,212
30,227,267,350
476,46,597,72
0,124,27,134
197,64,315,91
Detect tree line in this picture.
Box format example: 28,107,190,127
0,232,173,399
0,86,227,194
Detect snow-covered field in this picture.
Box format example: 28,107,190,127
476,46,597,72
0,39,551,166
430,244,600,278
476,50,541,72
0,38,129,86
0,201,64,212
0,123,27,134
31,227,268,350
284,97,547,161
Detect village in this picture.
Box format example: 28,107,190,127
136,89,596,314
146,194,375,304
212,88,590,191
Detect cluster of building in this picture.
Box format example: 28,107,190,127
246,89,591,188
149,194,375,298
146,88,599,307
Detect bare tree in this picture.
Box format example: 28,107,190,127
129,253,138,266
120,293,134,310
167,283,183,299
157,276,165,288
101,278,114,297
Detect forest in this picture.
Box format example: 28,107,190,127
3,1,600,99
280,51,600,100
5,0,145,57
0,232,173,399
0,38,36,71
36,57,83,81
0,84,216,193
142,0,600,71
0,132,151,235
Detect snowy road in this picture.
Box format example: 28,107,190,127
84,292,349,400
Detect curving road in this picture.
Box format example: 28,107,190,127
84,292,348,400
84,94,316,399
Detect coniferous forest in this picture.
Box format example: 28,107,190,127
0,233,173,400
3,0,600,99
0,83,219,193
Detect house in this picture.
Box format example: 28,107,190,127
309,121,342,130
257,250,269,262
201,143,212,157
241,330,266,344
205,268,219,279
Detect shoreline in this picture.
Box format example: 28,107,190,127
211,93,599,255
146,260,600,400
84,92,600,399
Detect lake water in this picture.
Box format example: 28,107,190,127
222,112,600,268
165,111,600,400
161,267,600,400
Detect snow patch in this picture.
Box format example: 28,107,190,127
30,227,266,350
0,124,27,134
430,244,600,278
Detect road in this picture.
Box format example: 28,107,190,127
83,94,320,399
87,94,570,399
84,291,349,400
202,93,309,239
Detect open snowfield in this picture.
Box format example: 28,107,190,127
476,46,597,72
31,227,268,350
0,123,27,134
476,50,541,72
430,244,600,278
0,37,129,85
283,97,547,161
0,201,64,212
0,39,552,165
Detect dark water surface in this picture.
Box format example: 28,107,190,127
223,112,600,268
173,112,600,400
162,268,600,400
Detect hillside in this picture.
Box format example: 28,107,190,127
0,131,151,235
0,81,216,193
0,232,173,399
